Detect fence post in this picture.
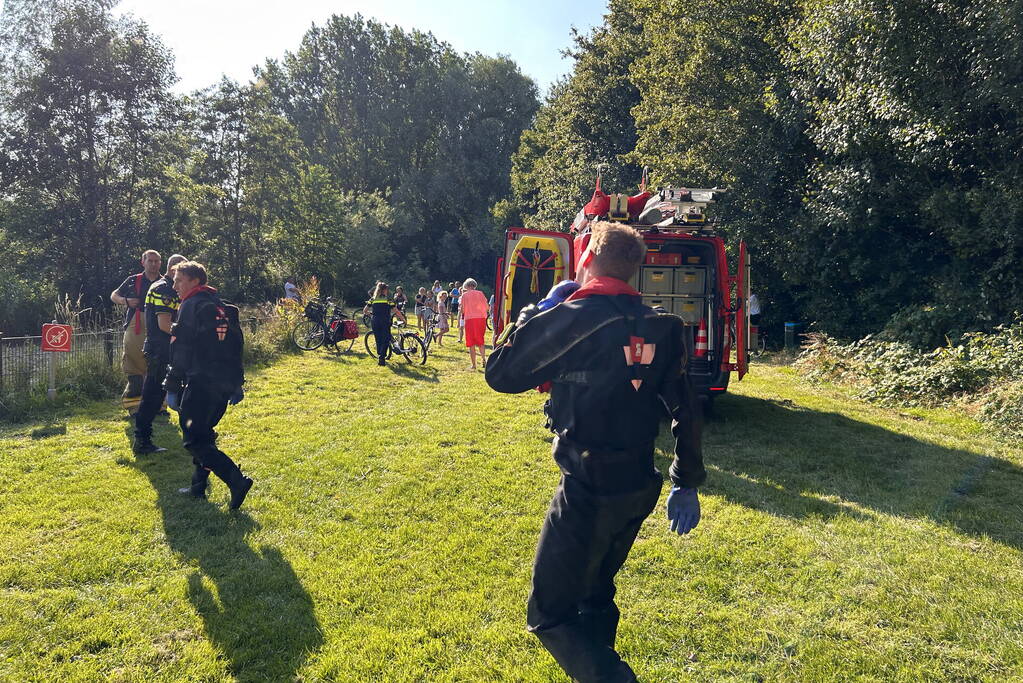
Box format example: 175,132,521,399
0,331,4,395
104,329,115,367
249,317,257,334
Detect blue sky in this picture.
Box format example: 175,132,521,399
112,0,609,96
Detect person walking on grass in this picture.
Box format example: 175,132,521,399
435,290,450,346
459,278,489,370
363,282,406,366
132,253,188,455
111,249,162,415
163,261,253,510
485,221,705,682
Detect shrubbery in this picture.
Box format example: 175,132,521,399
797,316,1023,441
241,278,320,366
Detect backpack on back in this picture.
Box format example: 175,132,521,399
197,297,245,390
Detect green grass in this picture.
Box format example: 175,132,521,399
2,347,1022,681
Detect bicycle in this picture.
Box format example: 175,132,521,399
364,326,427,364
753,328,768,357
292,298,357,353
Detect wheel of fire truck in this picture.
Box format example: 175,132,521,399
699,394,716,418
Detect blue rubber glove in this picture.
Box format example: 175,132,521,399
229,386,245,405
666,487,700,535
166,391,181,412
537,280,581,311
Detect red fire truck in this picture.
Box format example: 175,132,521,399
493,178,751,400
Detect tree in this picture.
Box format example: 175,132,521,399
1,2,178,316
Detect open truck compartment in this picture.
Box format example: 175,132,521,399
494,179,750,398
625,236,739,393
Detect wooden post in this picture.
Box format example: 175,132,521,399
249,317,257,333
0,331,4,395
104,329,115,366
47,320,57,400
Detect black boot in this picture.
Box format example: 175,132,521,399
133,439,167,455
178,466,209,498
227,467,253,510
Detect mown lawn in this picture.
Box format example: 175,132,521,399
1,344,1022,681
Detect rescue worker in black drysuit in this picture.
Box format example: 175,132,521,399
486,221,705,683
163,261,253,510
363,281,406,366
132,253,187,455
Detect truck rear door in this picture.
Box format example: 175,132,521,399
736,240,749,379
495,229,574,337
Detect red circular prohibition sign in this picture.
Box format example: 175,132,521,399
42,324,73,352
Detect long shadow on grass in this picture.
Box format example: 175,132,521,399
654,393,1023,549
387,363,440,382
129,456,323,680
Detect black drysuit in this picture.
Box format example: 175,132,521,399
485,290,705,683
165,287,246,494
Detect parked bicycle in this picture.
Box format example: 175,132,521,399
753,328,768,357
292,298,358,352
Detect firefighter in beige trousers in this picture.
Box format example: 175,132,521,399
110,250,162,414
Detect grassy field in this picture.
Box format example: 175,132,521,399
2,343,1022,681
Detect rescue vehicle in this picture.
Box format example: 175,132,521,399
493,170,752,400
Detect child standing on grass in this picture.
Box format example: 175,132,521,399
415,287,428,332
435,291,450,346
450,281,461,321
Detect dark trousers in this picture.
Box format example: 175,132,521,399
134,355,167,442
528,438,662,683
372,322,391,359
179,379,242,487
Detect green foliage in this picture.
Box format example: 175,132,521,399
797,317,1023,440
1,7,539,331
0,264,56,335
509,0,1023,342
510,0,648,230
241,283,317,367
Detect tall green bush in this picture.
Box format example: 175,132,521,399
797,316,1023,441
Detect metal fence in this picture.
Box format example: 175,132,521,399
0,317,271,396
0,329,122,395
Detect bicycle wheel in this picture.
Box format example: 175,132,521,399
336,333,356,353
397,333,427,364
292,320,325,350
364,330,377,358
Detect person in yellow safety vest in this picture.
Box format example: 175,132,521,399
110,250,162,414
363,282,406,366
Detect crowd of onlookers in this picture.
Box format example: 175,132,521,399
284,276,494,370
403,279,491,369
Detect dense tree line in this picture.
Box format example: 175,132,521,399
511,0,1023,345
0,1,538,334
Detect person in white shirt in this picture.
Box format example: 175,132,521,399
749,292,761,326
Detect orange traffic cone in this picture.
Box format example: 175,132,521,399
695,318,708,358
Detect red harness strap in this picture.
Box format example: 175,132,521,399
133,273,144,334
515,250,563,294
